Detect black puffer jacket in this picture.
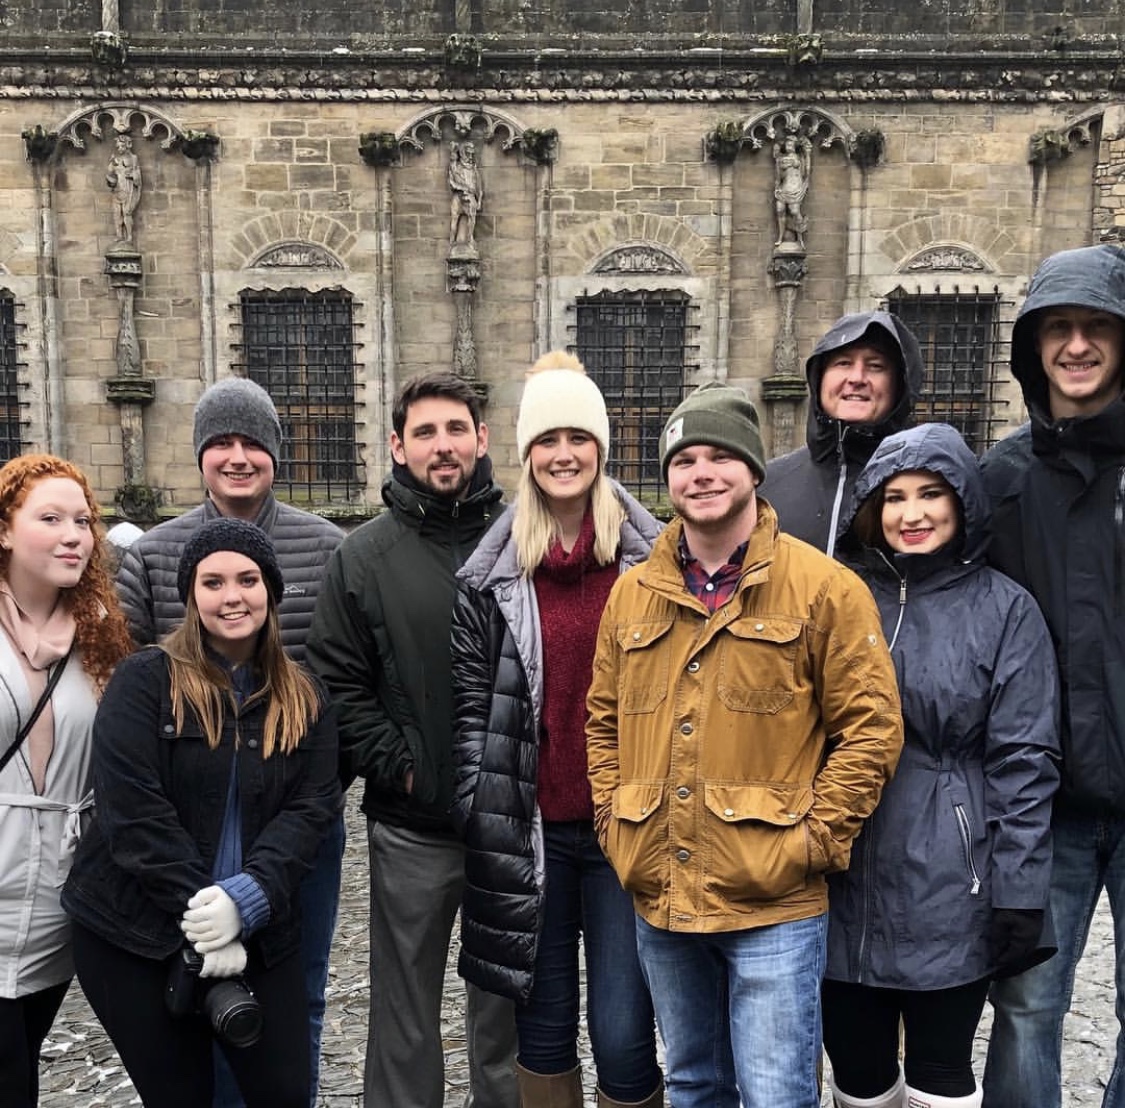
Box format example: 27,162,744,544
449,486,660,1001
982,243,1125,816
760,310,923,555
116,494,343,665
828,423,1060,988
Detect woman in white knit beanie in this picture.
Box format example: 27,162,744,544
451,352,664,1108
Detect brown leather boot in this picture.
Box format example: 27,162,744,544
515,1062,584,1108
596,1084,664,1107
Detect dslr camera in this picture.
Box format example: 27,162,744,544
165,945,263,1048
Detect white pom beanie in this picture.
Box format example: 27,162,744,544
515,366,611,462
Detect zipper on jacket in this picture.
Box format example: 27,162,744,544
875,551,908,651
825,427,848,559
1115,467,1125,617
953,803,982,896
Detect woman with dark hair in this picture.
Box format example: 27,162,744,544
822,423,1060,1108
63,518,339,1108
451,353,663,1108
0,454,132,1107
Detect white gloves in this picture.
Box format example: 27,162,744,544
181,885,243,953
198,939,248,979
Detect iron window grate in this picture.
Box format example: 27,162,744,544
571,290,696,499
885,286,1010,454
233,289,363,503
0,294,23,463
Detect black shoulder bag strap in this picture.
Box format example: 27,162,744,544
0,649,73,777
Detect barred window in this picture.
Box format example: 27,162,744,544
235,289,362,502
572,290,693,498
885,287,1009,453
0,293,22,461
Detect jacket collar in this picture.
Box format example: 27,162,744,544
382,460,504,535
203,491,280,533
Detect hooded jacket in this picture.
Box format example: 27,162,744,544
981,244,1125,816
760,311,923,555
449,484,660,1001
828,423,1060,989
306,462,504,832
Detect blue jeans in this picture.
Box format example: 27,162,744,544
213,811,345,1108
516,821,661,1102
636,912,826,1108
984,809,1125,1108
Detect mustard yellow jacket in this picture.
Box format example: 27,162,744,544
586,502,903,933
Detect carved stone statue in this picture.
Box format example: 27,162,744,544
448,140,483,249
106,133,142,244
772,134,811,251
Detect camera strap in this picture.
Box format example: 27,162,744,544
0,648,72,778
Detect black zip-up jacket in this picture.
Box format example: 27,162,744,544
62,648,340,966
982,243,1125,816
760,310,923,555
306,463,504,832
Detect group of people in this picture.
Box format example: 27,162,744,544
0,241,1122,1108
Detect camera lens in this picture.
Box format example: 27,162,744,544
201,981,263,1049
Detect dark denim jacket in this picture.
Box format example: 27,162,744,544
63,648,340,966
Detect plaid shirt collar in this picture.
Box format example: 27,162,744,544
678,532,749,613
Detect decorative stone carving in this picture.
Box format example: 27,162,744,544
703,120,745,164
773,134,812,251
21,126,57,164
358,131,401,168
106,133,142,245
520,128,559,166
253,242,344,269
444,34,482,72
592,245,686,276
785,34,823,67
56,104,184,157
448,140,483,250
905,247,988,272
848,128,886,169
91,30,128,69
1028,122,1094,166
178,129,220,162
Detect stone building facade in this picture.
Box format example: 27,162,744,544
0,0,1122,520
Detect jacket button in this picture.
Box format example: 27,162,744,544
163,724,174,734
248,738,259,749
676,849,691,863
687,660,700,673
754,622,765,631
676,786,690,799
680,722,693,735
724,807,735,817
640,806,648,815
633,631,642,641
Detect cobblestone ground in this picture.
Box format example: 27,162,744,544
41,792,1119,1107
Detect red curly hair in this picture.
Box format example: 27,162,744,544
0,455,132,691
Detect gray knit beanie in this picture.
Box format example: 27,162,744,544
177,518,285,605
659,381,766,481
193,377,283,470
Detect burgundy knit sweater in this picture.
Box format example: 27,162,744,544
532,509,618,822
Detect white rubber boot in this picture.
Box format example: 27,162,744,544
904,1084,982,1108
830,1069,904,1107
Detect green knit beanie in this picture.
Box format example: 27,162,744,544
659,381,766,481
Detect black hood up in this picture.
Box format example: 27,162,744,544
1011,244,1125,419
839,422,990,564
805,310,924,465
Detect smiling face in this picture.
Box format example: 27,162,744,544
1036,306,1125,419
193,550,270,664
880,470,959,555
200,434,275,519
528,428,599,513
818,341,898,424
390,396,488,500
1,477,94,606
666,444,758,536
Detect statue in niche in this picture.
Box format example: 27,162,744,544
448,141,483,250
106,133,142,244
772,133,811,251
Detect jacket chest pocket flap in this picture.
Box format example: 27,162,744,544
617,619,675,714
718,617,802,714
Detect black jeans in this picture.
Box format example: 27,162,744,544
0,978,70,1107
822,975,991,1097
72,921,309,1108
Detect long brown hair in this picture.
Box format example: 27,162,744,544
0,454,131,691
160,583,320,757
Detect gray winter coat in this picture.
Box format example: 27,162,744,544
760,310,923,555
115,493,342,665
826,422,1060,989
449,484,660,1001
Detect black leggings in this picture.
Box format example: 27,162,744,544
0,979,70,1107
72,921,309,1108
822,976,991,1097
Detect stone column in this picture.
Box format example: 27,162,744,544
762,250,809,456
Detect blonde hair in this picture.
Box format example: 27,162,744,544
160,589,321,758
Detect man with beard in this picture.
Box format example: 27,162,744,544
586,382,903,1108
307,372,517,1108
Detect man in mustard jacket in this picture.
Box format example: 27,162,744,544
586,382,904,1108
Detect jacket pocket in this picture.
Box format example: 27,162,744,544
717,618,802,714
617,620,675,715
952,802,983,897
703,783,812,902
606,781,666,899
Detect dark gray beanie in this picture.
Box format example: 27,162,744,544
177,518,285,605
193,377,283,470
659,381,766,481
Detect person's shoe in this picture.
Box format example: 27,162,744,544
515,1062,583,1108
904,1084,982,1108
